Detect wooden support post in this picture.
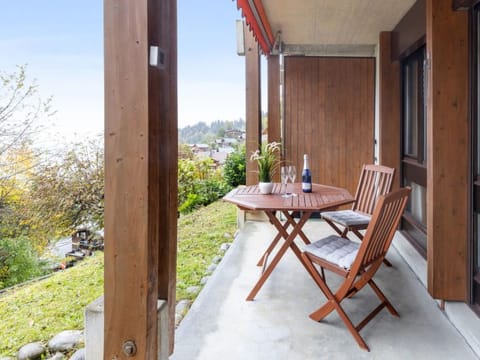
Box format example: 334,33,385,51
245,24,262,186
378,32,401,190
268,55,281,182
148,0,178,355
426,0,468,301
268,55,281,145
104,0,177,357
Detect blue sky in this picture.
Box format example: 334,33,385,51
0,1,257,143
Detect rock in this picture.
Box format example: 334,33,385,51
200,276,210,285
17,342,45,360
186,286,200,295
69,348,85,360
212,255,222,264
47,330,83,352
220,243,231,252
47,352,65,360
175,313,183,327
206,264,217,273
175,300,190,315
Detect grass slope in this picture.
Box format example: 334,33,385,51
0,201,237,356
177,201,237,300
0,254,103,356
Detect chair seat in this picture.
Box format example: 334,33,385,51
322,210,371,227
304,235,359,270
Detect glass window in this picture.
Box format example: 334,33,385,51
401,45,427,257
404,179,427,226
403,63,418,157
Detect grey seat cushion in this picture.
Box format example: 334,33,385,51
321,210,371,227
304,235,359,270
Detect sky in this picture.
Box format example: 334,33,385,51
0,1,261,145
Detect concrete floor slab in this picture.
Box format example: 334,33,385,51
170,220,478,360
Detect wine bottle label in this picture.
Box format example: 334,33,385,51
302,182,312,191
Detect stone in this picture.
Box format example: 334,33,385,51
47,330,83,352
200,276,210,285
223,233,232,238
220,243,231,252
186,286,200,295
17,342,45,360
206,264,217,273
47,352,65,360
212,255,222,264
175,300,190,316
69,348,85,360
175,313,183,327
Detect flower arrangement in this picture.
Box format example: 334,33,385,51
250,141,281,183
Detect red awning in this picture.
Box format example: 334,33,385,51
236,0,274,55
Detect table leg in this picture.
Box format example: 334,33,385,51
256,213,296,267
246,211,312,301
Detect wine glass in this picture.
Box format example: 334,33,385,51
288,165,297,196
281,166,289,197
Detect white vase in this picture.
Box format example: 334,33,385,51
258,182,274,194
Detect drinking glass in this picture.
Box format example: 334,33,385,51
288,165,297,196
281,166,289,197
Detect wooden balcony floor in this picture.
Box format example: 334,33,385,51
170,219,478,360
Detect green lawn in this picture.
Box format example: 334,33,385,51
0,201,237,356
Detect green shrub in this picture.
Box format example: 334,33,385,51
178,157,232,214
223,146,246,187
0,237,48,289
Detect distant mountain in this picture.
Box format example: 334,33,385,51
179,119,245,145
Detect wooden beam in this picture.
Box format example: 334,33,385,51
426,0,469,301
148,0,178,355
267,55,281,181
245,24,261,185
378,32,401,190
104,0,177,357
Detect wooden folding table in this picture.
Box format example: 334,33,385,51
223,183,354,300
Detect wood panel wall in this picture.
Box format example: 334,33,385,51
426,0,469,301
379,32,401,190
245,25,261,185
283,57,375,196
104,0,177,357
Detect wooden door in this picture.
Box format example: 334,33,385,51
283,57,375,196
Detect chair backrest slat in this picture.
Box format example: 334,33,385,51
352,187,410,270
353,164,395,215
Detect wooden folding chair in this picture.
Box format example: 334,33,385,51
321,164,395,266
302,187,410,351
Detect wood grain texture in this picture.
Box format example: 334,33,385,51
391,0,426,60
268,55,281,182
104,0,154,357
379,32,401,190
104,0,177,357
268,56,281,143
245,24,262,185
426,0,469,301
148,0,178,354
283,57,375,197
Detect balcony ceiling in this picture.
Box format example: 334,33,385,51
261,0,416,55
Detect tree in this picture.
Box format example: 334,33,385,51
0,65,53,166
0,65,54,226
26,136,104,243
